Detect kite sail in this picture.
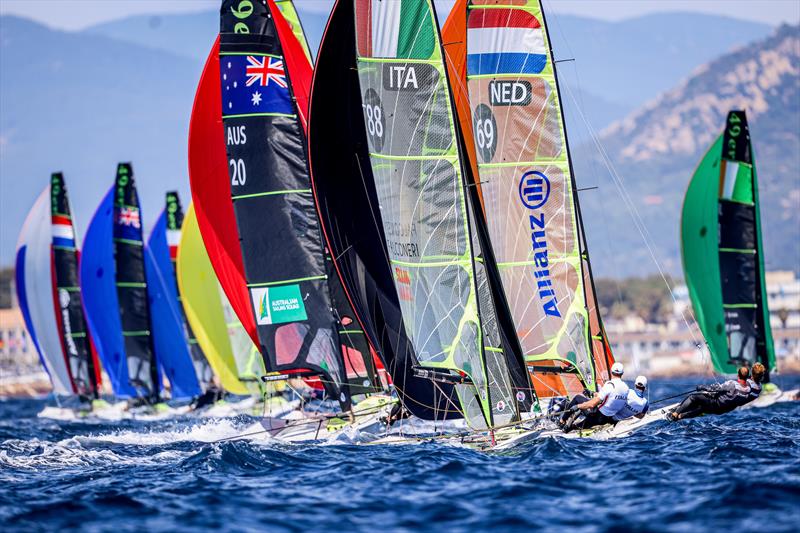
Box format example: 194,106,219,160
81,163,161,400
309,0,532,429
443,0,614,401
681,110,775,378
15,173,101,398
177,204,264,396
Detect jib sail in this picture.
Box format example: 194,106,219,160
443,0,614,400
143,191,207,399
81,163,160,400
177,203,265,396
681,110,775,378
15,173,101,398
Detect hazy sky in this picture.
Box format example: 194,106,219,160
1,0,798,30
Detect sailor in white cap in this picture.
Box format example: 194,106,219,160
559,362,630,432
613,375,650,422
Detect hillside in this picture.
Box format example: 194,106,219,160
576,24,800,278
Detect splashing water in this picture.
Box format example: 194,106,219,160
1,377,798,531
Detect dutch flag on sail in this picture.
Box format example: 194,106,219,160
467,9,548,76
52,215,75,248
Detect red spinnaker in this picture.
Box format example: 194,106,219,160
188,36,258,347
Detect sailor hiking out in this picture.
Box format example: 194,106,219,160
668,367,751,421
744,363,766,405
559,362,629,432
613,375,650,422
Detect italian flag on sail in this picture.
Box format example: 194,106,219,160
356,0,435,59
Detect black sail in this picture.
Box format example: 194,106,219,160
51,172,100,399
219,0,351,409
113,163,160,401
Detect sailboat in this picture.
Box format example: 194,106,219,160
80,163,174,416
188,0,391,440
682,110,798,405
15,172,110,418
143,191,214,402
308,0,565,447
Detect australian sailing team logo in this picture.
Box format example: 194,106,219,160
519,171,560,318
250,285,308,326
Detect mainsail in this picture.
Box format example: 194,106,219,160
215,0,376,409
177,204,265,396
443,0,614,400
308,0,532,428
15,173,101,398
81,163,160,400
143,191,206,399
681,110,775,378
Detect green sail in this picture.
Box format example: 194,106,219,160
681,110,775,377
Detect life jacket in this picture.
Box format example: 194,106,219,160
597,378,629,417
744,379,762,404
714,379,750,412
613,388,649,421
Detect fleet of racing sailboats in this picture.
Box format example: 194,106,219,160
11,0,797,442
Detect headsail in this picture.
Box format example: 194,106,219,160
143,192,205,399
177,204,264,396
681,110,775,377
81,164,160,400
443,0,614,400
15,174,101,398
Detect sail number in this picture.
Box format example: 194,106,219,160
473,104,498,162
230,158,246,186
362,88,385,152
230,0,253,34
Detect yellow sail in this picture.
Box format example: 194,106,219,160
176,205,253,395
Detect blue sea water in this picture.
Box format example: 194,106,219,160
1,377,799,532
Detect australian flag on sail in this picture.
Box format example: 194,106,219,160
52,215,75,248
467,9,547,76
220,54,293,117
115,206,142,242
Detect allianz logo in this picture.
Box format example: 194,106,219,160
519,171,561,318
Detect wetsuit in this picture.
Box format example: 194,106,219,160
193,385,225,409
613,388,649,421
671,379,750,419
561,378,629,431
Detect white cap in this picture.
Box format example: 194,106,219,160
611,362,624,376
635,375,648,389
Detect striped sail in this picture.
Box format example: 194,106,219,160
444,0,614,399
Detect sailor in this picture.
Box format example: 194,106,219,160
667,366,751,421
559,362,629,432
613,375,650,422
742,362,765,405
